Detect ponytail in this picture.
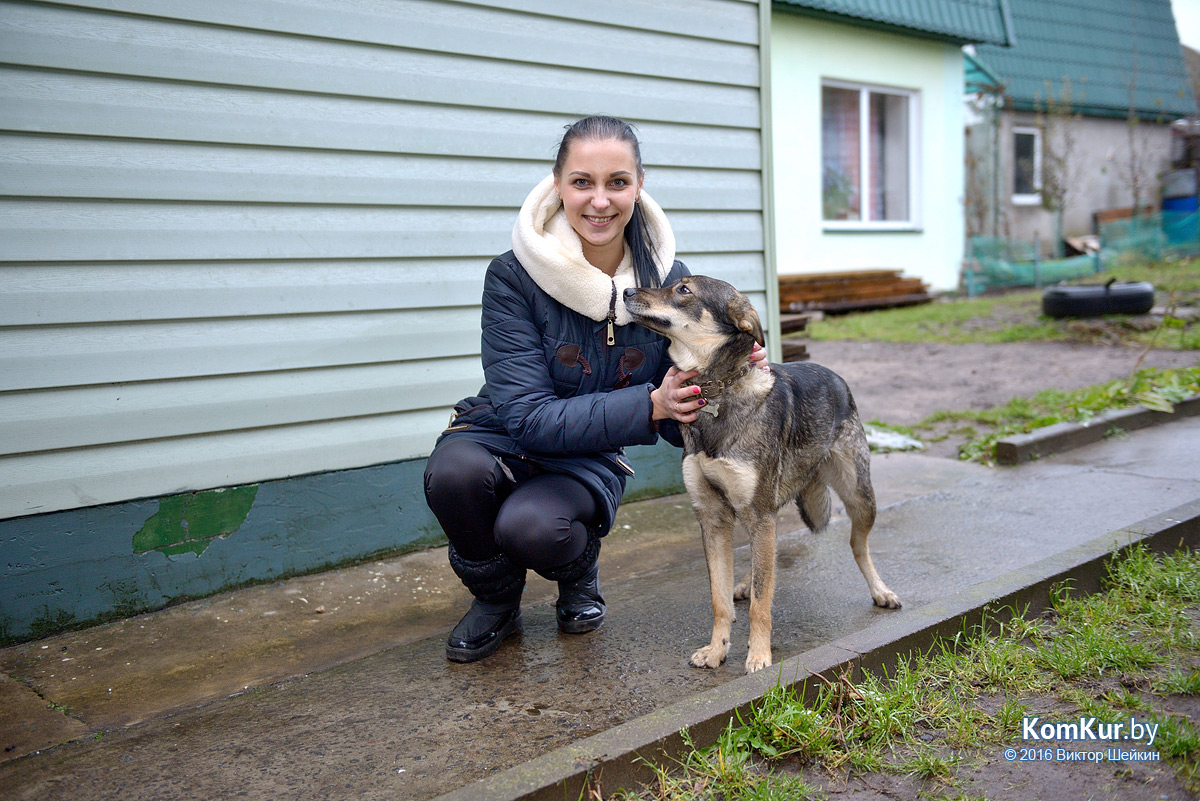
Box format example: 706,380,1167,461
625,200,662,288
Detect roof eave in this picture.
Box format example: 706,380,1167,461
771,1,1012,47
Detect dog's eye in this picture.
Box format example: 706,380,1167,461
677,284,691,295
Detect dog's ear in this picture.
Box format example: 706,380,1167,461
726,296,764,347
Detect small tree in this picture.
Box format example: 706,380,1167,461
1035,78,1079,258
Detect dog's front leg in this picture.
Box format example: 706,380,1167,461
684,459,736,669
744,513,776,673
691,507,736,669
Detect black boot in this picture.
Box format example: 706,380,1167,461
446,547,525,663
538,533,605,634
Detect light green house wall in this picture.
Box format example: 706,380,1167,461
771,13,967,291
0,0,774,642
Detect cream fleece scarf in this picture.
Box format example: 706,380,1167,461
510,174,676,325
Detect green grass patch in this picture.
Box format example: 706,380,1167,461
609,546,1200,800
912,364,1200,464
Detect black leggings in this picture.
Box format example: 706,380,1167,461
423,438,599,571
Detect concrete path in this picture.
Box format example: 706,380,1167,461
2,418,1199,801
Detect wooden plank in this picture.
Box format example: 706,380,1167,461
780,341,809,362
785,293,938,314
778,279,929,304
1,4,761,128
779,313,813,334
0,360,483,456
778,269,902,284
0,70,763,169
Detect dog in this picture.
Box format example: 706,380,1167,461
624,275,901,674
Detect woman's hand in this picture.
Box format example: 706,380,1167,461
749,343,770,371
651,367,703,422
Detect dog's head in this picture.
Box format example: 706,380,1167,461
623,275,764,372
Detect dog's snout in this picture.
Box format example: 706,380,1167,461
622,287,639,300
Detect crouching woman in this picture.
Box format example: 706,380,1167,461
424,116,763,662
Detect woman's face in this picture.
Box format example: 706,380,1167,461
554,138,644,271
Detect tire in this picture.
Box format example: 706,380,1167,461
1041,280,1155,319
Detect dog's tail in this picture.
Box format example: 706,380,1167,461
796,482,831,534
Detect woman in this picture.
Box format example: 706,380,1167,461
424,115,766,663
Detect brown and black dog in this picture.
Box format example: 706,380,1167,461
624,275,900,673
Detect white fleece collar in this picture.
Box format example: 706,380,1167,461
511,174,676,324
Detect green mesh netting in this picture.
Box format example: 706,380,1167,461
965,211,1199,295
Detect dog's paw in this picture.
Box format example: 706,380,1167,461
690,643,728,669
744,649,772,674
872,589,902,609
732,581,751,601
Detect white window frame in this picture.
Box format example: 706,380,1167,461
821,79,922,232
1012,125,1042,205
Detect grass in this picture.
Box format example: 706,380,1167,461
902,364,1200,463
605,546,1200,800
799,255,1200,351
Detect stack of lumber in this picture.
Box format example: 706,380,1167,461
779,312,813,363
779,269,935,314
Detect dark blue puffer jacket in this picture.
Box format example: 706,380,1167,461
436,250,687,534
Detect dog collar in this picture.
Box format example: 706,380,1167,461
684,365,752,418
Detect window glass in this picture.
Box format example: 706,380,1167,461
869,92,909,221
822,83,913,224
1013,130,1038,196
821,85,861,221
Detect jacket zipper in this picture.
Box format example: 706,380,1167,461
606,280,617,346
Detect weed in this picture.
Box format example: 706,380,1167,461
906,365,1200,463
612,547,1200,799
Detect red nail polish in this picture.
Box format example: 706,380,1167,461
692,386,701,394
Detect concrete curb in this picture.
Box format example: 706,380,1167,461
431,497,1200,801
995,394,1200,465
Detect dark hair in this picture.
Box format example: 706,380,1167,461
552,115,662,288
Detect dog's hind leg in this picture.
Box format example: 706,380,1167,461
733,567,752,600
743,512,777,673
829,438,901,610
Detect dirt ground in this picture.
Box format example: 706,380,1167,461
805,340,1200,458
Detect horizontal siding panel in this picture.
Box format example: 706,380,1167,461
0,408,455,519
1,4,760,127
0,135,763,210
0,202,515,262
0,70,763,169
0,203,760,262
3,254,764,327
679,252,766,292
1,360,482,456
47,0,760,85
0,308,483,391
467,0,761,45
1,259,487,325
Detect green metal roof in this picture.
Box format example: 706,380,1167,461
974,0,1196,120
774,0,1013,46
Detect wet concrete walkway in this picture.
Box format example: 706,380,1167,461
2,419,1199,800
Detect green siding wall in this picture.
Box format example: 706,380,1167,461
0,0,772,641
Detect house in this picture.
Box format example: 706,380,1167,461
0,0,776,641
968,0,1196,250
770,0,1013,291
